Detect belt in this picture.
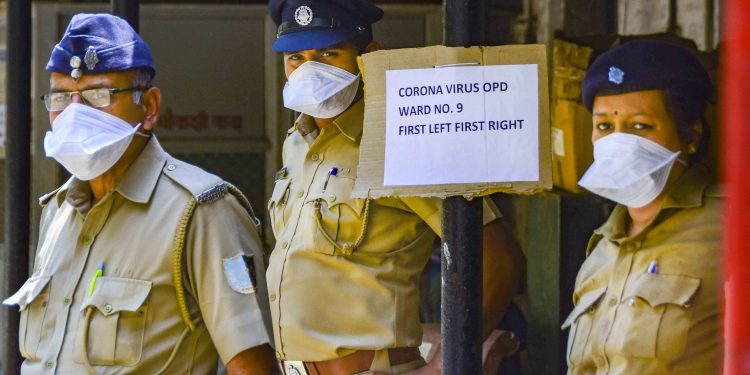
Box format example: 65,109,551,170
282,347,421,375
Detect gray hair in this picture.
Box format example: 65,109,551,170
130,69,153,104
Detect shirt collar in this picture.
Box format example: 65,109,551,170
115,136,168,204
660,165,710,210
55,136,167,207
294,98,365,142
593,165,710,241
331,97,364,142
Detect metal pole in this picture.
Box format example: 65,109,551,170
2,0,32,373
441,197,483,374
111,0,140,32
442,1,484,374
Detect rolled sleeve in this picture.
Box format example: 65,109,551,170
400,196,443,236
185,193,270,364
399,196,502,238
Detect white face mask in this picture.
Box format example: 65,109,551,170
44,103,141,181
283,61,360,119
578,132,685,208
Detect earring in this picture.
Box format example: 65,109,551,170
688,144,697,154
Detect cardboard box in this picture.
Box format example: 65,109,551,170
354,44,551,199
551,40,594,194
551,99,593,194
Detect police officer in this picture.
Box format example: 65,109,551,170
3,14,276,374
267,1,524,374
563,40,720,374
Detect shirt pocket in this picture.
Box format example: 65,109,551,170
2,275,52,361
562,287,606,367
610,273,700,359
268,178,292,238
307,174,366,256
74,277,152,367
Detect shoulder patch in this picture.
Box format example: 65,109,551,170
162,157,227,203
222,253,256,294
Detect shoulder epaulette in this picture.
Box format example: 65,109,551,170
38,178,74,207
162,157,227,204
162,156,261,230
38,188,61,207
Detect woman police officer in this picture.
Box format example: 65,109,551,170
562,40,721,375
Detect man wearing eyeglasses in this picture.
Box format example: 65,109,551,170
2,13,277,374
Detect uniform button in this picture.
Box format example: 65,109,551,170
310,153,319,161
297,190,305,198
44,360,54,369
595,356,605,367
81,234,93,245
103,304,113,314
270,293,277,302
608,297,618,306
63,297,71,306
281,241,289,249
167,164,177,171
628,298,636,307
328,194,336,202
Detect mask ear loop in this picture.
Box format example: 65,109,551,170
675,151,689,166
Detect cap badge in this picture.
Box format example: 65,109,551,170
84,47,99,70
294,6,314,26
608,66,624,85
69,56,82,80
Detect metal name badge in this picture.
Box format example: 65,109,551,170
222,253,256,294
294,5,314,26
608,66,625,85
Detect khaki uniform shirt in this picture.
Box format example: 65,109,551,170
4,138,270,374
563,167,721,375
267,99,498,361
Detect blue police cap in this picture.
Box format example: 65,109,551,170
581,40,712,111
269,0,384,52
46,13,156,80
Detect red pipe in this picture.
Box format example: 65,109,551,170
721,0,750,374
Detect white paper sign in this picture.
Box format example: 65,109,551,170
384,64,539,186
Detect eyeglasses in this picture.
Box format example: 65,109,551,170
40,87,148,112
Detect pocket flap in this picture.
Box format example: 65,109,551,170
80,277,152,316
309,176,364,215
624,273,700,307
2,275,52,309
269,178,291,206
562,287,606,330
